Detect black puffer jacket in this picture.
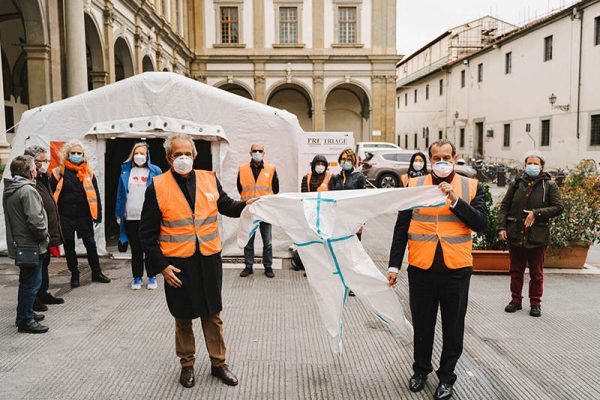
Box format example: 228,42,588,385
301,155,329,192
35,173,63,246
497,172,563,248
329,168,366,191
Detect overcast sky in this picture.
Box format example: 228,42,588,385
396,0,579,56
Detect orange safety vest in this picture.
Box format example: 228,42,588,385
239,162,276,201
153,170,222,257
407,174,479,269
52,166,99,220
305,171,332,192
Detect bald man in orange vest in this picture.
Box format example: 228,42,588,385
237,144,279,278
387,140,488,400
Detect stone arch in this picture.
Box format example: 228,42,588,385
214,80,254,100
266,80,314,131
84,13,105,89
324,81,371,142
17,0,48,45
11,53,28,104
142,55,155,72
114,36,134,81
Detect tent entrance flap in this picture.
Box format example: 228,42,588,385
104,137,212,247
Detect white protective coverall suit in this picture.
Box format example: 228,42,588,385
237,186,447,354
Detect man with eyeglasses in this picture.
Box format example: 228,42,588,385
236,144,279,278
140,133,257,388
24,145,65,310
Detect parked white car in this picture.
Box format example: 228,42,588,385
355,142,402,166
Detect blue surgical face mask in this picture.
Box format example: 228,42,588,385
342,161,353,171
252,151,263,162
69,154,84,164
525,164,541,177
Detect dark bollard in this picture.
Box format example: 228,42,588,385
556,174,565,187
497,168,507,187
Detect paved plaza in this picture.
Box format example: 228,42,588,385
1,254,599,400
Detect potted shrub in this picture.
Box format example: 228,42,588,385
472,184,509,272
545,160,600,268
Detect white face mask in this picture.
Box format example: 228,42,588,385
38,161,49,174
412,161,424,171
133,154,146,167
315,165,326,174
432,161,454,178
252,151,263,162
173,155,193,175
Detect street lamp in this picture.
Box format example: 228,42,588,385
548,93,570,111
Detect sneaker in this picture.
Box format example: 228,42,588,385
147,276,158,290
131,277,142,290
240,268,253,277
504,302,522,313
530,306,542,317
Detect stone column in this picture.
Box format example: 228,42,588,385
371,75,384,141
23,45,52,108
253,0,264,49
385,75,397,143
312,61,325,131
104,3,116,83
90,72,108,89
313,0,324,48
0,44,10,163
134,21,143,74
253,59,267,103
191,0,205,52
65,0,88,96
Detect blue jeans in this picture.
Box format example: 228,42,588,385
244,222,273,269
16,256,43,326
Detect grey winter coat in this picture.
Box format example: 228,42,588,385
497,172,563,248
3,176,49,258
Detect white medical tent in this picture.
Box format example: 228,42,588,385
0,72,302,257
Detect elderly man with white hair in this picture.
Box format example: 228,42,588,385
497,151,563,318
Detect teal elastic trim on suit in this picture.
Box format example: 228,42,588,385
248,219,262,238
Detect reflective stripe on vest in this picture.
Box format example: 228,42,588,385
154,170,222,257
407,173,479,269
239,163,275,200
52,166,99,220
306,171,332,192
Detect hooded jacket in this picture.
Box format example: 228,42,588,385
3,176,49,258
301,154,330,192
115,154,163,244
497,172,563,248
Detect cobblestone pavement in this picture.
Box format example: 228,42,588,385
0,258,599,400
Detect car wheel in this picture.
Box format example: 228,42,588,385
378,174,399,188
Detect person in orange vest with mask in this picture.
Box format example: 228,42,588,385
50,140,111,288
387,140,487,400
301,154,332,193
140,133,256,389
237,144,279,278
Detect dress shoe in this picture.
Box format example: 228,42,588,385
530,306,542,317
15,313,45,327
91,271,111,283
211,365,239,386
179,366,195,388
434,383,454,400
33,298,48,312
40,292,64,305
264,268,275,278
504,302,522,313
408,373,427,392
17,320,49,334
70,273,80,288
240,268,253,277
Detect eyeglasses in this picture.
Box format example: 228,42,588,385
69,152,83,156
252,150,264,153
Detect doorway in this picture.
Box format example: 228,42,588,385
104,138,212,245
475,122,484,158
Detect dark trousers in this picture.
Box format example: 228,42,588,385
61,215,101,274
17,256,43,326
509,245,546,307
37,252,51,297
244,222,272,269
408,266,472,385
125,220,151,278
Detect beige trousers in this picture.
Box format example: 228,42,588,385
175,312,226,367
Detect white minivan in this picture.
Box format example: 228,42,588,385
355,142,402,166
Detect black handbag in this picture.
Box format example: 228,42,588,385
14,243,40,268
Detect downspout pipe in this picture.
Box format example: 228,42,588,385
575,7,584,141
